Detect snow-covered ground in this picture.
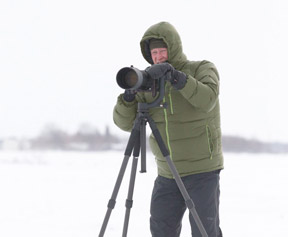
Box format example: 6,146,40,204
0,150,287,236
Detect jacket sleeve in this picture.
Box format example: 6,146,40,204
113,94,138,132
179,60,220,112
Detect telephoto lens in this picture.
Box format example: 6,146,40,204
116,66,152,91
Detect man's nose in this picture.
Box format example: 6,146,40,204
155,53,162,61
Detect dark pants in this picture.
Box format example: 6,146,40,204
150,170,222,237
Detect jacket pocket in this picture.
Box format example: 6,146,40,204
206,125,214,159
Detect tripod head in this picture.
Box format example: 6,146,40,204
137,75,166,112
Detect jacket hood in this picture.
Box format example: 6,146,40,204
140,22,187,69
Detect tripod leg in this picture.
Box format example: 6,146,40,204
147,117,208,237
122,133,141,237
99,127,140,237
140,119,147,173
99,155,130,237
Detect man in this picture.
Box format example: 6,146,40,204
113,22,223,237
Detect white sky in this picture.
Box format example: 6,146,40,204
1,0,288,142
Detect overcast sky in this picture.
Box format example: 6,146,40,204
1,0,288,142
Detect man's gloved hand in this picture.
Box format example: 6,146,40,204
123,89,137,102
145,63,173,79
169,69,187,90
145,63,187,90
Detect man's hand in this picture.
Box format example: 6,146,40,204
145,63,173,79
169,69,187,90
145,63,187,90
123,89,137,102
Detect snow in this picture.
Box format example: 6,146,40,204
0,151,287,236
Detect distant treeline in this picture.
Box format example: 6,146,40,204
222,135,288,153
1,124,288,153
29,124,120,151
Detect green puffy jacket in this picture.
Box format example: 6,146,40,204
113,22,223,178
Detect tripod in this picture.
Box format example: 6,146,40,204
99,78,208,237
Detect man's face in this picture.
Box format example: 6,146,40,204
150,48,168,64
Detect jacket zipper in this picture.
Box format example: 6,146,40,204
163,94,173,159
168,87,174,115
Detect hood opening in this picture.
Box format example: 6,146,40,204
140,22,187,69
